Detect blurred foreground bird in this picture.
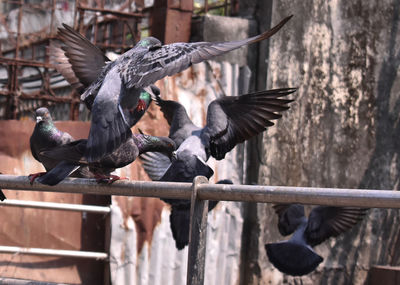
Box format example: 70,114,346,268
29,107,75,183
140,88,296,249
265,204,367,276
53,15,293,162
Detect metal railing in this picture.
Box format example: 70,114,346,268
0,174,399,284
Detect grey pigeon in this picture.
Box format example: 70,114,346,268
29,107,75,183
49,24,158,112
37,133,176,186
58,15,293,162
140,88,296,249
265,204,367,276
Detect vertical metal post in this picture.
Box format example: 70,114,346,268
187,176,209,285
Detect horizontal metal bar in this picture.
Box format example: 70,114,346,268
0,175,400,208
0,199,110,214
0,175,191,199
0,246,108,260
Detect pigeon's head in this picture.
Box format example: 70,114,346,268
136,37,162,51
35,107,52,124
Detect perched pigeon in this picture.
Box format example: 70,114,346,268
29,107,75,183
140,88,296,249
37,133,176,186
265,204,367,276
56,15,293,162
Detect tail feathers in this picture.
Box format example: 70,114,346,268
170,206,191,250
37,161,80,186
0,190,6,201
265,241,323,276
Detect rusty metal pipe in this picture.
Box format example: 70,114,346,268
0,175,400,208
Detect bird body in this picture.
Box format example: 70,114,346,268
30,107,74,171
266,204,367,276
140,88,296,249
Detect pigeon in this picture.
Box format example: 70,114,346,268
140,88,296,249
36,132,176,186
55,15,293,162
49,24,158,112
265,204,367,276
29,107,75,183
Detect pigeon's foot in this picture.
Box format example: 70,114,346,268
95,174,128,184
28,172,47,185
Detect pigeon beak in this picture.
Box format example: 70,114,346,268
36,116,43,123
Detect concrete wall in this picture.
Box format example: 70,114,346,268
239,0,400,284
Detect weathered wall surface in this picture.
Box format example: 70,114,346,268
245,0,400,284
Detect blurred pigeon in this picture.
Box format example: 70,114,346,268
37,132,176,186
140,88,296,249
29,107,75,183
265,204,367,276
55,15,292,162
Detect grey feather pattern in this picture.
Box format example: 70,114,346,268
121,15,293,89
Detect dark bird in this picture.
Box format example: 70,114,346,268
265,204,367,276
36,132,176,186
140,88,296,249
55,15,293,162
0,172,6,200
29,107,75,184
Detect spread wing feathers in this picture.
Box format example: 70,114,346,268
122,15,293,89
203,88,296,160
57,24,109,87
39,139,88,165
48,43,84,91
140,152,172,181
305,206,367,246
273,204,305,236
153,93,199,146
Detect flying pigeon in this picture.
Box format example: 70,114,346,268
29,107,75,184
140,87,296,249
49,24,158,112
265,204,367,276
36,132,176,186
55,15,293,162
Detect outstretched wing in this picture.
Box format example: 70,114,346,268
305,207,367,246
122,15,293,89
48,43,85,92
57,24,109,87
140,152,172,181
202,88,296,160
153,92,199,147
